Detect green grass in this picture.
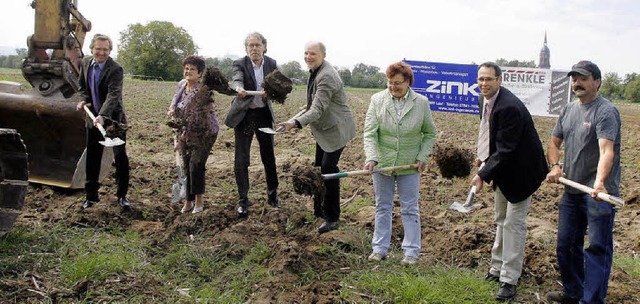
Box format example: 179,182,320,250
614,256,640,279
342,265,497,303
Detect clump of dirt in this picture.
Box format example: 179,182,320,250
202,66,237,96
433,144,474,178
104,120,128,139
262,70,292,104
291,163,325,218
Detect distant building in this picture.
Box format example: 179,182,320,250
538,32,550,69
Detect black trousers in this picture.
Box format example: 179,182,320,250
234,107,278,207
179,133,217,201
314,143,344,222
85,126,129,202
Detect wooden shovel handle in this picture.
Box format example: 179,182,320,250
83,105,107,137
322,164,418,180
559,177,625,207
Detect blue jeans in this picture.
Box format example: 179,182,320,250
556,192,616,304
371,173,420,258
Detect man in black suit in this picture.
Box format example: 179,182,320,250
76,33,130,209
225,32,280,216
471,62,548,301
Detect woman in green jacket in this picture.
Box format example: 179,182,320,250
363,61,437,266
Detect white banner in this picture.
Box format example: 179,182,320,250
501,67,571,117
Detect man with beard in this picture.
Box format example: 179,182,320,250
545,60,621,304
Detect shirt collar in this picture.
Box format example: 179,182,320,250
484,88,500,109
92,59,106,70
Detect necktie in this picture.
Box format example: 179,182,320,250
90,63,102,111
477,103,490,161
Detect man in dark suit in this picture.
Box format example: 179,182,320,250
76,33,130,209
225,32,280,217
281,41,357,234
471,62,548,301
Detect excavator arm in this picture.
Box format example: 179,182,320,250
0,0,111,189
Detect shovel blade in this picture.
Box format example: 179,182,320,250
258,127,282,135
449,201,475,213
99,137,125,147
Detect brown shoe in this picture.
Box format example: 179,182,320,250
546,291,579,304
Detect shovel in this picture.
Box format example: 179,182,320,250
449,162,485,213
259,108,307,135
171,151,186,204
449,185,481,213
83,105,125,147
559,177,625,207
321,164,418,180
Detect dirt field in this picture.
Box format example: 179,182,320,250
11,81,640,303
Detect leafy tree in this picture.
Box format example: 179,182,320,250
205,57,234,80
118,21,196,81
623,76,640,103
280,61,306,84
352,63,380,77
495,58,536,68
600,72,622,100
623,73,638,85
337,67,352,87
15,48,27,58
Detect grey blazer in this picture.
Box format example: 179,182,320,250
224,55,277,128
296,60,356,152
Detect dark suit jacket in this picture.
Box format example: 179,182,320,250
78,56,127,127
478,87,548,203
224,55,277,128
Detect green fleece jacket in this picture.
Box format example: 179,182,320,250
363,88,437,175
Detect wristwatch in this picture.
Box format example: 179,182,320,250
549,162,561,169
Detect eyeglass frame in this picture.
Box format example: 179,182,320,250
387,79,407,86
477,76,498,83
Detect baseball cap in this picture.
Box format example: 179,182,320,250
567,60,601,79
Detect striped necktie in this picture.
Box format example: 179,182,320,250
477,103,490,161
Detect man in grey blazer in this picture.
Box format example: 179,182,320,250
75,33,130,210
225,32,280,217
281,41,356,233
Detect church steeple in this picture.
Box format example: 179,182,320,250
538,31,551,69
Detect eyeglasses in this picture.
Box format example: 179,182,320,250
477,77,498,83
387,79,406,86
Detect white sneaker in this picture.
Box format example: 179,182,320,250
368,252,386,262
401,256,418,266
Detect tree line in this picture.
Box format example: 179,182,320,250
1,20,639,101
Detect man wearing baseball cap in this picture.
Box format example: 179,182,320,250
545,60,622,304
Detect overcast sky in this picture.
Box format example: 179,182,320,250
2,0,639,76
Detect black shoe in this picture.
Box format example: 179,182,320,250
546,291,579,304
483,272,500,282
237,206,248,217
118,197,130,209
496,282,516,301
317,221,339,234
83,200,96,209
268,198,281,208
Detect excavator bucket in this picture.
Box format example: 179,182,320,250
0,81,112,188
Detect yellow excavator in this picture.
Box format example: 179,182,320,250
1,0,111,234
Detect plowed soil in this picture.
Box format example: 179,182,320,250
10,82,640,303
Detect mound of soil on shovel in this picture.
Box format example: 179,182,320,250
262,70,293,104
433,144,474,178
203,66,237,96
